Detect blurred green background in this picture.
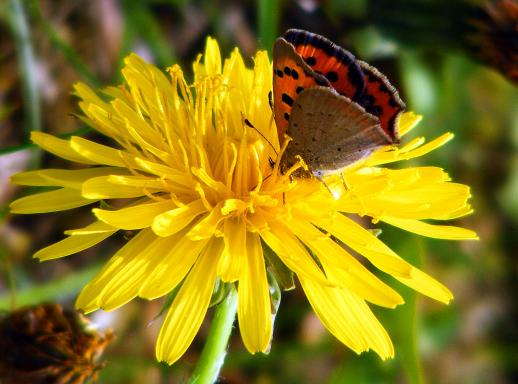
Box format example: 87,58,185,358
1,0,517,383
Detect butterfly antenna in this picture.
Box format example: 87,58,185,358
243,116,278,156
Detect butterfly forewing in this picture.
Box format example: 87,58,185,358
283,29,365,101
273,38,331,146
282,87,392,177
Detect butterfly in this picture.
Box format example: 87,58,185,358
272,29,405,178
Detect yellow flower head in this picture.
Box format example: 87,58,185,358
10,38,477,364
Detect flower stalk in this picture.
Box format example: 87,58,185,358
189,286,238,384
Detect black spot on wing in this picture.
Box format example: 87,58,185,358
367,105,383,117
348,65,365,99
305,56,316,66
389,98,399,107
281,93,294,106
379,83,390,94
358,94,375,108
325,71,338,82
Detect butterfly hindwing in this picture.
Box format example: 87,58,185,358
273,37,331,146
282,87,391,177
283,29,365,101
357,61,405,141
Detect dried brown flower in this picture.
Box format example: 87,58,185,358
0,304,113,384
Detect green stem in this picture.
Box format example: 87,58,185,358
258,0,279,51
7,0,41,134
0,249,17,310
6,0,41,168
189,286,238,384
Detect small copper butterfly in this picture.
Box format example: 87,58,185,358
273,29,405,178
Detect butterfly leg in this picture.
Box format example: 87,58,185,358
340,172,350,191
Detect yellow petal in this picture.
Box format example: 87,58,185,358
218,217,246,282
11,170,61,187
289,219,403,308
397,112,422,137
70,136,135,167
366,132,454,166
396,267,453,304
238,233,272,353
12,167,129,189
138,232,209,299
152,200,206,237
10,188,94,214
156,238,223,364
95,200,176,230
111,98,173,161
82,175,165,199
76,229,159,312
31,132,96,164
64,220,120,235
34,224,117,261
187,202,225,240
74,82,109,107
204,37,222,76
382,217,479,240
300,276,394,359
260,222,331,287
317,214,413,277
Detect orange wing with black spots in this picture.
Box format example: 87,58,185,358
283,29,365,102
357,61,405,141
282,29,405,142
272,37,331,146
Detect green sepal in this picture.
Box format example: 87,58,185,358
208,279,232,308
262,240,295,291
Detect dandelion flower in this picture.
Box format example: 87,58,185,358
10,38,477,364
